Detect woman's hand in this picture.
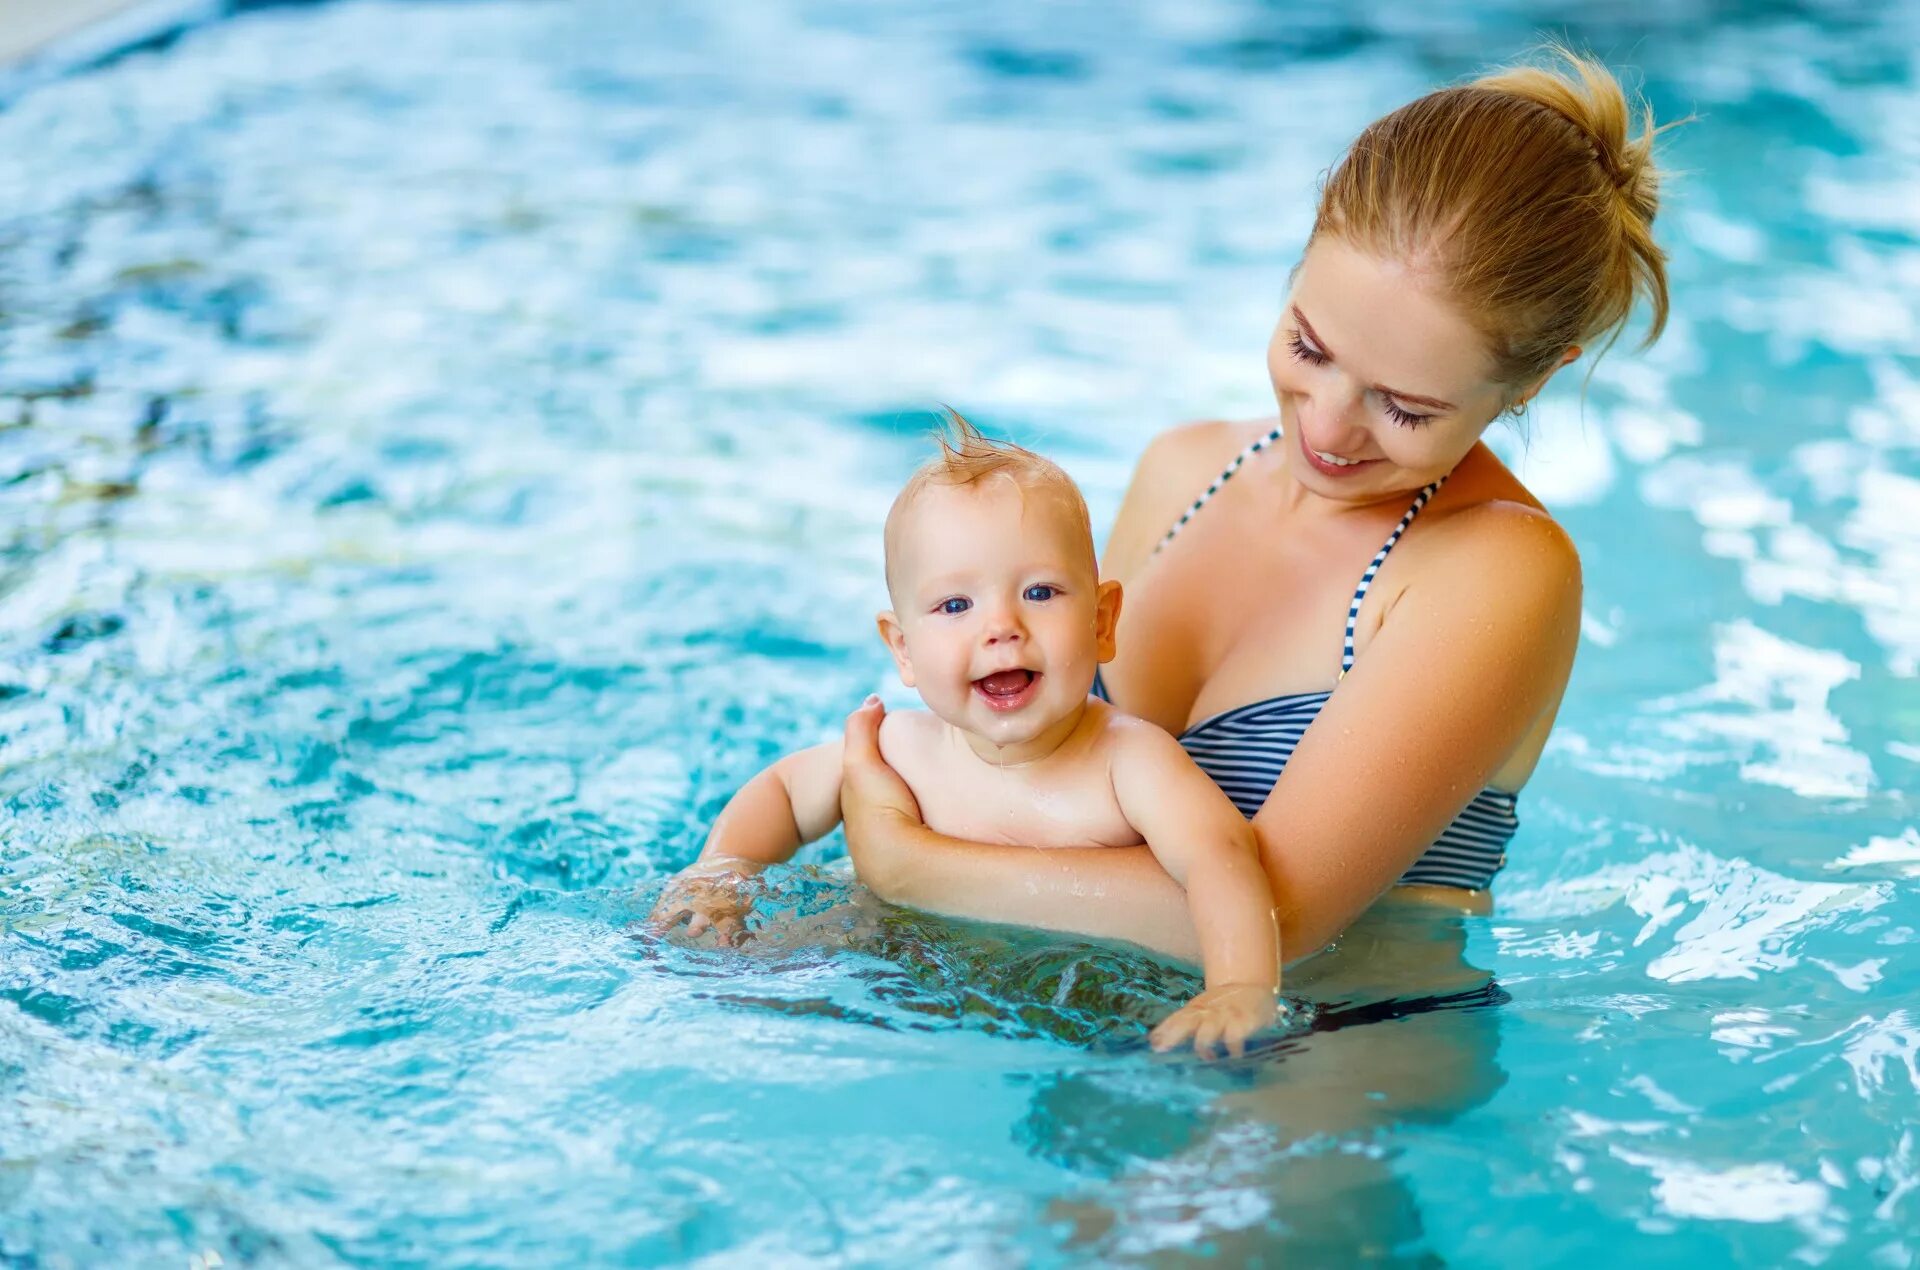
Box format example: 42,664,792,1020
839,695,922,896
1148,982,1281,1059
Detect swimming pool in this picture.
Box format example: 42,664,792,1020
1,0,1915,1263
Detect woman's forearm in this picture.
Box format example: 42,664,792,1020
850,815,1202,964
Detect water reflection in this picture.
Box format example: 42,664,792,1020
1013,898,1506,1261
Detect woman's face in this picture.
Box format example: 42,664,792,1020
1267,236,1518,501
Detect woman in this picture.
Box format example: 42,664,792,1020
839,48,1672,968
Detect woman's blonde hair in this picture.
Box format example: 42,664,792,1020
1314,46,1678,391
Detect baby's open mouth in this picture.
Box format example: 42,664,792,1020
973,669,1039,711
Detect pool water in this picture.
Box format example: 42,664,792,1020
2,1,1916,1264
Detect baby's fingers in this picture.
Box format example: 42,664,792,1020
646,901,689,933
1149,1008,1199,1054
1192,1014,1227,1060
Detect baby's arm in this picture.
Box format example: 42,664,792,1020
649,740,845,941
1110,724,1281,1057
705,741,846,861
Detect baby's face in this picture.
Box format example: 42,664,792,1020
880,479,1118,749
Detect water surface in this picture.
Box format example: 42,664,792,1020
1,1,1917,1263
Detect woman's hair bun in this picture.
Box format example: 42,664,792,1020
1474,44,1666,231
1313,44,1680,383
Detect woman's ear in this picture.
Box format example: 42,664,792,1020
1093,580,1123,663
1514,344,1582,410
875,611,915,687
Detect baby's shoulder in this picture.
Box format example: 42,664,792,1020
877,707,945,772
1082,700,1189,770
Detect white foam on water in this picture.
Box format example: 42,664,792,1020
1501,842,1887,983
1647,620,1872,800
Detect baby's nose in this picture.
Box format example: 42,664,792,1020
983,611,1026,644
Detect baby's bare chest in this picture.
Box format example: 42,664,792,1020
900,755,1143,850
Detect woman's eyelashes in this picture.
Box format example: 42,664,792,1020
1286,329,1436,429
1286,330,1328,366
1382,400,1434,428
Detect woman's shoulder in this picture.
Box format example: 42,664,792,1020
1102,418,1277,580
1415,449,1582,606
1140,417,1276,477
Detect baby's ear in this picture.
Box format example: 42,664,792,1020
1093,580,1123,663
875,611,916,688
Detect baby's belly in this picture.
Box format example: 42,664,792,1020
921,802,1143,851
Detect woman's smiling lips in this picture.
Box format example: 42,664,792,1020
1297,426,1381,478
973,669,1041,712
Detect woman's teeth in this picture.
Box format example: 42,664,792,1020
1314,449,1362,467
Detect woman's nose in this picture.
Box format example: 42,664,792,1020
1306,382,1368,440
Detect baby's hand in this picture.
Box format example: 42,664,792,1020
1148,982,1279,1059
648,861,765,946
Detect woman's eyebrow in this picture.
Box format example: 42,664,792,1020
1292,306,1458,412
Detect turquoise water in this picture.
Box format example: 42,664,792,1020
2,1,1916,1263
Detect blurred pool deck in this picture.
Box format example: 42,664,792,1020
0,0,217,95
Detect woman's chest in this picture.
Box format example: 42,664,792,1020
1105,495,1406,729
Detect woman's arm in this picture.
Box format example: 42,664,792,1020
1246,502,1581,954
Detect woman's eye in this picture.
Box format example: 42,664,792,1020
939,597,971,615
1383,400,1434,429
1023,585,1057,602
1287,331,1329,366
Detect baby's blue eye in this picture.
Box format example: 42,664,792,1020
939,597,971,615
1024,585,1057,602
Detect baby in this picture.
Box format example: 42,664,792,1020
651,414,1280,1056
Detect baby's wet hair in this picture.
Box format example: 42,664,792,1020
913,407,1077,496
884,409,1095,600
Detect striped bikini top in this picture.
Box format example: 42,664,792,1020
1093,425,1517,891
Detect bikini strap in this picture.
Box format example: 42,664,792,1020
1341,475,1447,676
1149,423,1447,676
1154,424,1285,554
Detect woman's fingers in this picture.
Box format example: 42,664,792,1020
840,696,924,845
841,694,886,768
